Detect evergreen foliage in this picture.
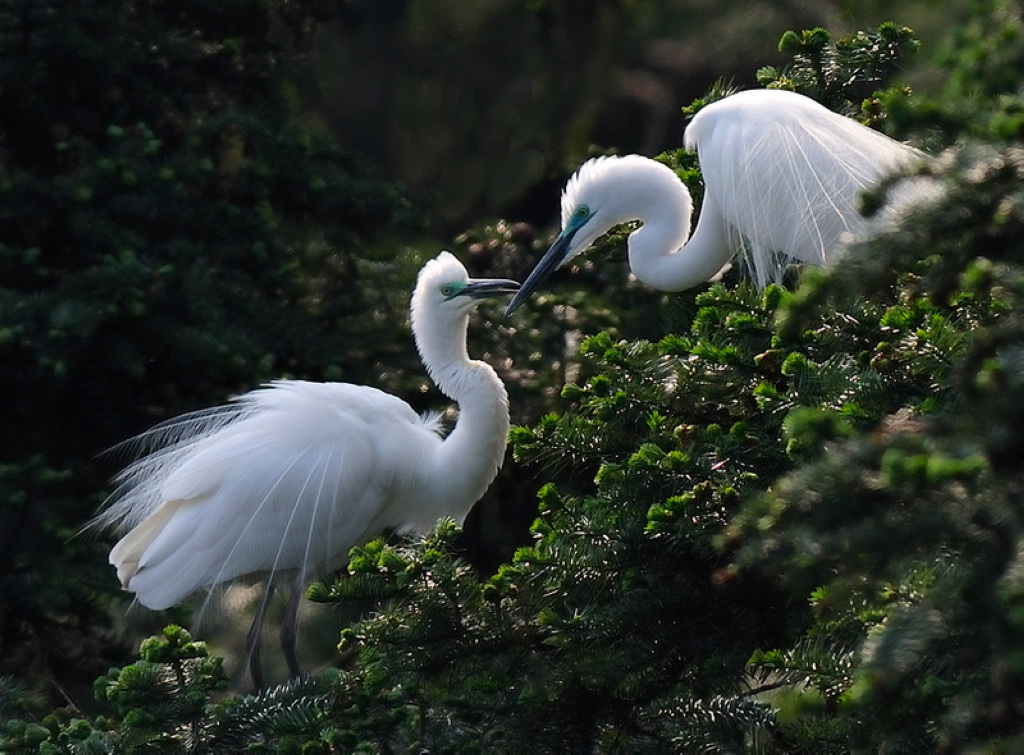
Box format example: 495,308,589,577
0,0,415,698
7,5,1024,753
756,23,920,116
733,142,1024,750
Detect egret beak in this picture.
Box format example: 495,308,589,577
460,278,522,300
504,226,578,316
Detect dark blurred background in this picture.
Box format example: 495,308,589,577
0,0,967,697
296,0,949,229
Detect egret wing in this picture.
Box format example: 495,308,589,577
106,380,443,610
686,90,923,286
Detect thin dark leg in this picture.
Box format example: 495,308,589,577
246,580,277,691
280,571,303,679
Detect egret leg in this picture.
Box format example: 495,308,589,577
246,581,277,691
279,571,303,679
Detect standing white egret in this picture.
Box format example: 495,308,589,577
95,252,519,688
505,88,926,314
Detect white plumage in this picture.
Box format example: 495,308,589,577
506,88,929,314
684,88,926,285
95,251,519,687
106,382,442,609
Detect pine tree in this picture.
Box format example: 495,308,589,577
0,0,414,700
8,11,1024,753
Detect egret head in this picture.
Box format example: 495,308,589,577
413,252,521,324
412,252,519,389
505,155,681,315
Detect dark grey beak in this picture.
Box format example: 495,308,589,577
504,228,577,316
461,278,522,300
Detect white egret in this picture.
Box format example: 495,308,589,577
94,252,519,688
505,88,926,314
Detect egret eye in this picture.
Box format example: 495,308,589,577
441,282,467,299
576,205,590,218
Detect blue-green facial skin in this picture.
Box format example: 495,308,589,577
442,281,467,300
503,204,594,316
567,203,592,234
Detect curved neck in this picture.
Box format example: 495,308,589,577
414,315,510,523
433,363,510,519
626,186,735,292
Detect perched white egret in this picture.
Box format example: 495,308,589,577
94,251,519,688
505,88,927,314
